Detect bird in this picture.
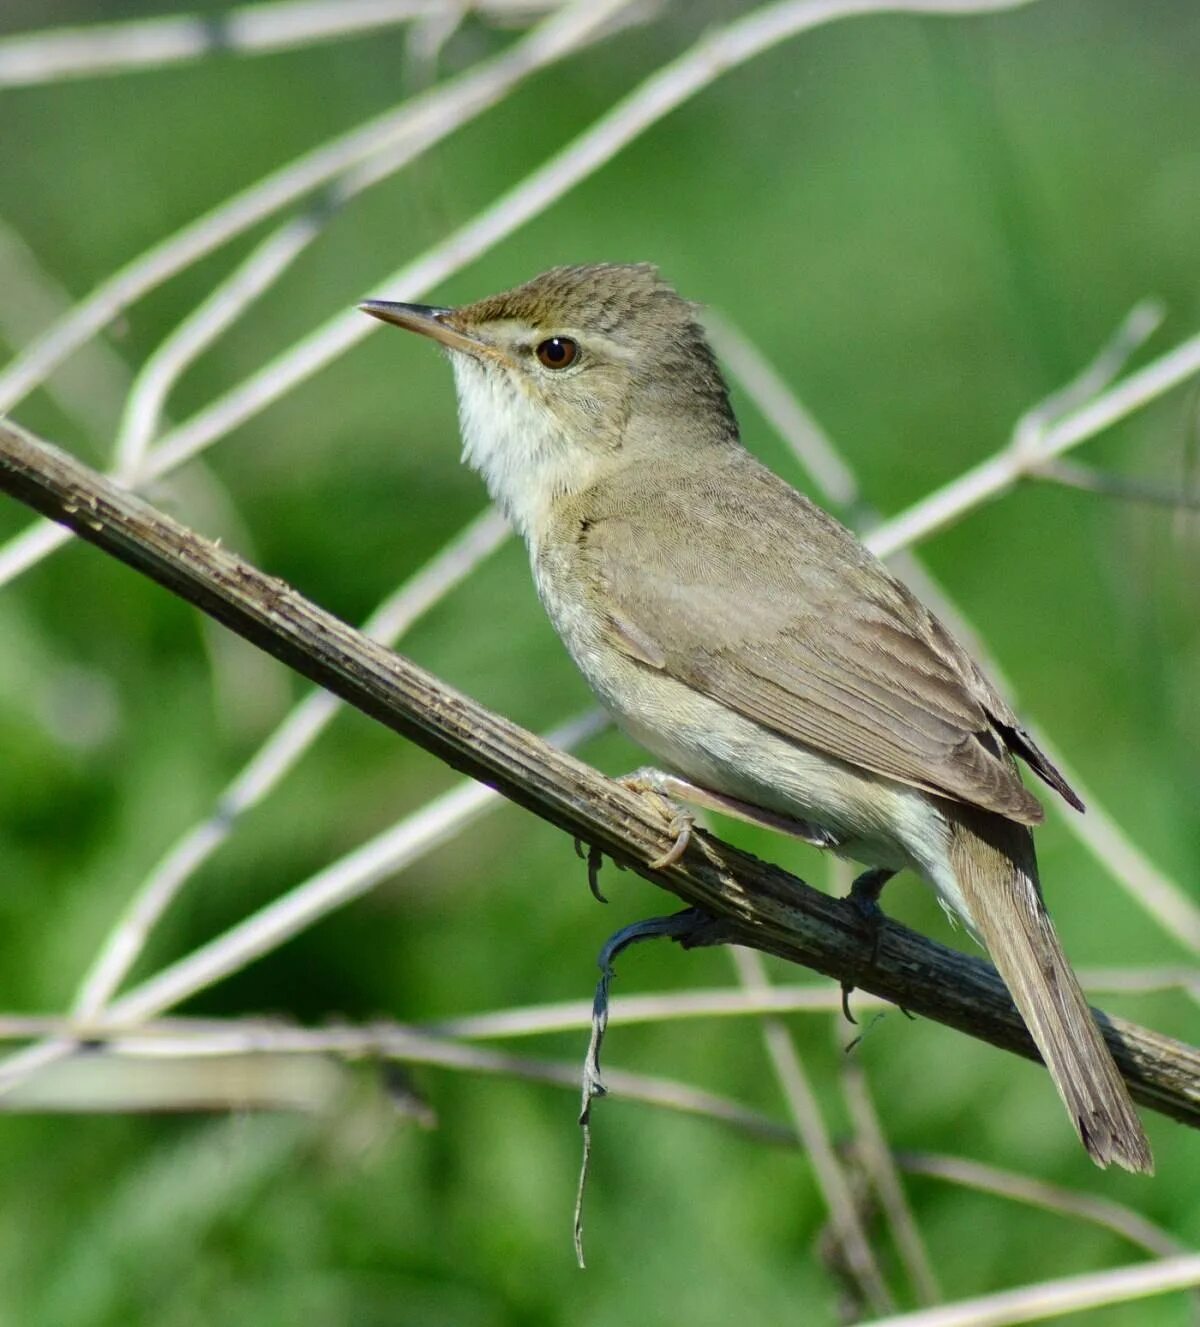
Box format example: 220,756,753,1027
360,262,1153,1174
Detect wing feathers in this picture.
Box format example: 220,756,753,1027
577,457,1076,822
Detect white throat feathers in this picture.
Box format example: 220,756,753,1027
450,352,601,544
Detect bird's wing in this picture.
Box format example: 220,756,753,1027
575,459,1080,824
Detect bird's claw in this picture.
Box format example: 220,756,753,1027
648,811,693,869
618,772,695,870
841,867,895,1023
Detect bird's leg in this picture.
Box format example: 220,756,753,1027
841,867,896,1024
848,866,896,927
619,766,841,867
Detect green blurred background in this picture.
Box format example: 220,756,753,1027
1,1,1198,1323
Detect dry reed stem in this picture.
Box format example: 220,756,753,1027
0,1,571,87
1,417,1196,1132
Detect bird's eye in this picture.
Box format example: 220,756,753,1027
535,337,578,369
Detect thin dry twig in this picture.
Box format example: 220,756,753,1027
404,3,471,82
0,417,1197,1130
0,0,1048,596
895,1152,1190,1260
113,212,332,475
843,1058,943,1306
1009,301,1165,456
0,1007,1187,1290
431,986,887,1038
70,506,509,1023
0,1046,359,1116
4,960,1184,1051
1075,967,1200,997
0,218,132,440
0,964,1190,1048
717,305,1200,953
0,0,639,420
0,1,570,88
705,310,864,516
1029,458,1200,511
3,1004,1192,1316
0,705,600,1094
2,1005,1189,1285
104,710,605,1030
859,1253,1200,1327
423,965,1196,1039
1005,739,1200,956
0,1020,793,1142
0,1015,1188,1300
732,945,895,1316
141,0,1046,488
866,318,1200,561
0,0,638,587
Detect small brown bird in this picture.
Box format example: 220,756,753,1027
361,263,1152,1174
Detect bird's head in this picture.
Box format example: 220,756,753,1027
360,263,738,538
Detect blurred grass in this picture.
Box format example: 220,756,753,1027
0,1,1198,1323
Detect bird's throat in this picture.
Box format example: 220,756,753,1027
451,353,598,543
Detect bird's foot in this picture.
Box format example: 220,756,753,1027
617,769,695,869
847,867,894,947
840,867,895,1024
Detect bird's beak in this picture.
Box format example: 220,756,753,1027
358,299,487,356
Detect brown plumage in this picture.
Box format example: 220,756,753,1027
944,803,1152,1172
361,263,1153,1173
558,451,1150,1173
571,453,1064,824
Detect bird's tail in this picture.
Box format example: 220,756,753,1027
944,803,1153,1174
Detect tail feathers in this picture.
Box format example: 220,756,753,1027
946,805,1153,1175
